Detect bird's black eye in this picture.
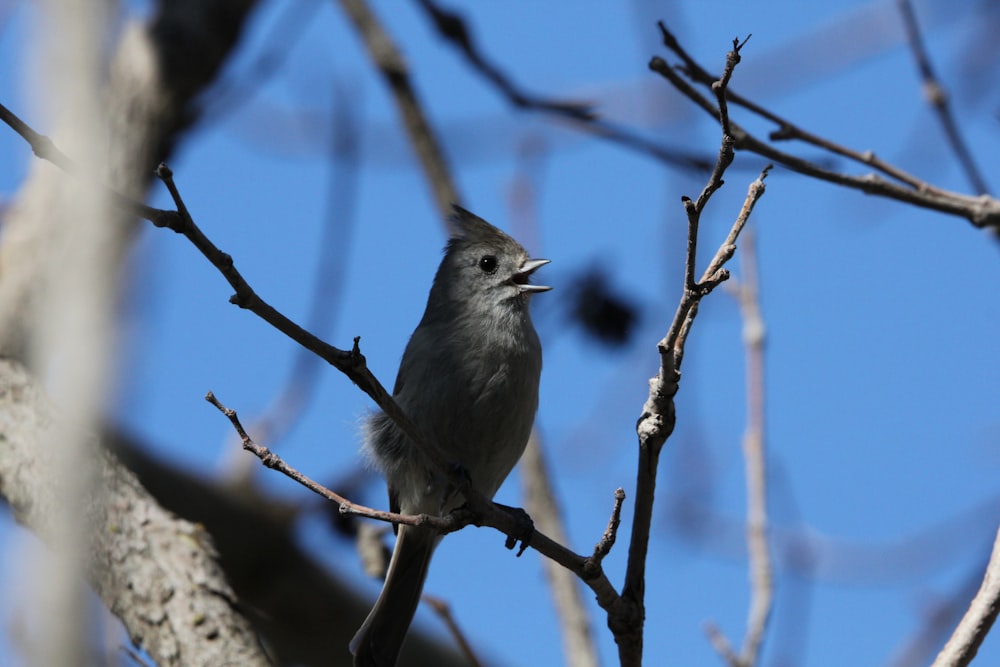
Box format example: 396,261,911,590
478,255,498,274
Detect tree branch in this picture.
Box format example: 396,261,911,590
706,231,774,667
0,360,272,667
931,523,1000,667
732,231,774,666
649,21,1000,231
619,36,768,666
336,0,461,220
421,595,484,667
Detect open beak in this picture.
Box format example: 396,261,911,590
513,258,551,293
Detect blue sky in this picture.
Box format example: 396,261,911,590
2,1,999,665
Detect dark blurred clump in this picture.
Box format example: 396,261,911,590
569,268,639,348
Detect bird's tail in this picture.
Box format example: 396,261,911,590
350,524,437,666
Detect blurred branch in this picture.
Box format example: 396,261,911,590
415,0,724,173
227,85,363,482
705,625,741,667
896,0,990,196
0,361,272,667
199,0,322,125
0,2,264,664
336,0,461,221
28,1,116,661
622,36,770,666
505,131,601,667
706,231,774,667
930,523,1000,667
421,595,484,667
649,22,1000,231
670,489,1000,587
732,231,773,667
521,432,602,667
415,0,593,121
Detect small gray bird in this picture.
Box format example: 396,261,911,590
350,206,549,667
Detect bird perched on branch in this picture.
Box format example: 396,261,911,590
351,205,550,667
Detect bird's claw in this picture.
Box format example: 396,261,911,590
495,503,534,556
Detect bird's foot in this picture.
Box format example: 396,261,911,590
494,503,534,557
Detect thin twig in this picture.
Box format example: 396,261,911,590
654,24,933,194
649,22,1000,231
704,622,741,667
590,488,626,569
0,102,171,225
205,388,621,607
930,523,1000,667
0,102,78,173
336,0,461,221
151,162,459,489
713,35,751,137
675,165,770,369
620,37,767,667
896,0,990,195
205,391,459,532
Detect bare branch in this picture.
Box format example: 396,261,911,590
0,102,80,173
204,389,623,611
620,37,767,666
649,22,1000,231
0,102,174,228
590,488,626,569
205,391,468,534
930,523,1000,667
